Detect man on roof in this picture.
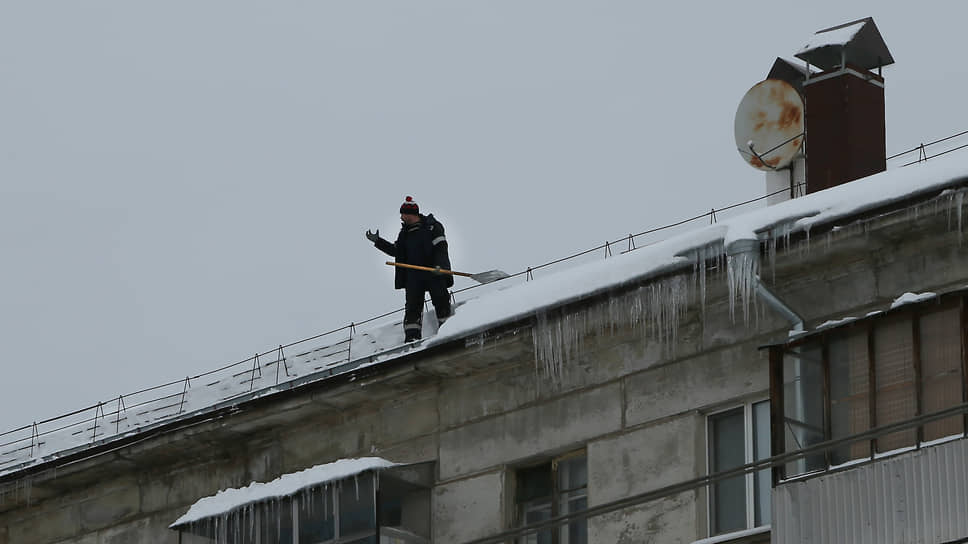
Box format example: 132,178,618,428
366,196,453,342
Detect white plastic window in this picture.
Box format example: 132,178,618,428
708,400,771,536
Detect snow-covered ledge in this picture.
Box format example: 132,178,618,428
170,457,397,527
691,525,771,544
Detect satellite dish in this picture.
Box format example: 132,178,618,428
734,79,804,171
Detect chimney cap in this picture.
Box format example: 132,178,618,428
795,17,894,72
766,57,819,94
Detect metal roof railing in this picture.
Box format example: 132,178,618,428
2,130,967,477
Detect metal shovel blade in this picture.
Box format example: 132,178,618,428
470,269,510,284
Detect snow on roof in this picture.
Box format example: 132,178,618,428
797,20,865,54
431,152,968,346
793,291,940,339
4,152,968,480
170,457,396,527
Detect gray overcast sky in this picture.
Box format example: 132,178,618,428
1,1,965,433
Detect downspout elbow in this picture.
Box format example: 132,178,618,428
725,238,805,333
754,280,805,333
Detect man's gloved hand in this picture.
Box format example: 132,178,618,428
432,266,444,275
365,229,379,243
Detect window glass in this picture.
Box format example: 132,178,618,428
298,486,336,542
339,475,376,539
252,498,295,544
874,318,917,452
829,330,871,463
522,504,552,544
558,456,587,544
517,463,553,503
783,344,826,476
710,408,746,534
516,455,587,544
518,462,553,544
919,307,964,440
378,477,431,540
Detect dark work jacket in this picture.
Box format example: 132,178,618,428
374,214,454,290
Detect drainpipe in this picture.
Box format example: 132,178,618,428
726,238,805,333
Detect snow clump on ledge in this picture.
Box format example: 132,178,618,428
170,457,397,527
890,292,938,309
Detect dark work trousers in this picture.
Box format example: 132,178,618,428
404,282,452,341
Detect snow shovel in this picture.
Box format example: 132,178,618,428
385,261,510,284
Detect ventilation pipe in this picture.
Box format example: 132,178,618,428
725,238,805,333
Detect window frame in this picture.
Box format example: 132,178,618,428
769,293,968,483
705,398,771,537
513,449,588,544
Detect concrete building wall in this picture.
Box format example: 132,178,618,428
1,191,967,543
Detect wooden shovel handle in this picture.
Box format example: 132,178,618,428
385,261,472,277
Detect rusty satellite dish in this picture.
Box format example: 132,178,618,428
734,79,804,171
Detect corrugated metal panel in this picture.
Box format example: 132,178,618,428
774,438,968,543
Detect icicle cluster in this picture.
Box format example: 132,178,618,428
945,189,966,244
177,472,378,544
726,246,761,325
688,241,726,318
532,275,690,387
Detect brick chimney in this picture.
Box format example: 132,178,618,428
794,18,894,194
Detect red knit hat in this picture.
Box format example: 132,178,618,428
400,196,419,215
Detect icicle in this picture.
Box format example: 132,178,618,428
689,241,724,324
532,272,692,385
532,309,575,388
250,504,255,541
726,246,759,325
771,233,779,280
957,191,964,244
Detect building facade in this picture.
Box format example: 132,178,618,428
2,17,968,544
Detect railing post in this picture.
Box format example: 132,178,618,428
275,345,290,384
347,324,356,364
29,422,38,457
91,403,104,444
604,241,612,259
248,353,261,392
178,376,191,414
116,395,126,433
627,234,636,253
